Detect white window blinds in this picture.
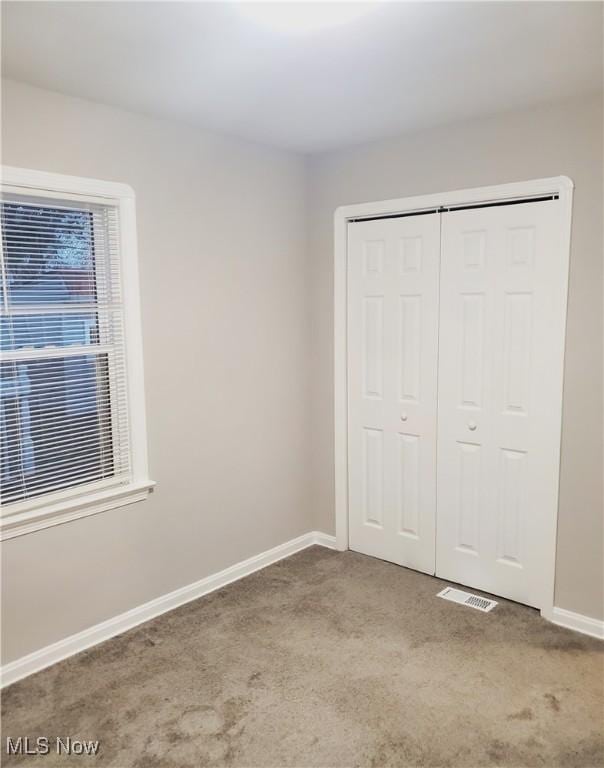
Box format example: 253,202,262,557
0,195,131,506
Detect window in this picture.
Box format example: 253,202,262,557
0,167,153,539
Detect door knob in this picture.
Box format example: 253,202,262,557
400,413,408,422
468,421,477,431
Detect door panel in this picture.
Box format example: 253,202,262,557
348,214,440,574
436,200,566,608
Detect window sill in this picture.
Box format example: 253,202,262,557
0,480,156,540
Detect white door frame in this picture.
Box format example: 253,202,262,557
334,176,574,620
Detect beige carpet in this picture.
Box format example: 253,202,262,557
2,546,603,767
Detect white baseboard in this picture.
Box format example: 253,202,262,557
312,530,338,549
549,606,604,640
6,531,597,688
1,530,336,688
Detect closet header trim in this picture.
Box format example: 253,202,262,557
349,194,559,223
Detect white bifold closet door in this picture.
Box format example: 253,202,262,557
347,214,440,575
347,197,567,610
436,200,566,608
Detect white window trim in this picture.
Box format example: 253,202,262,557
0,166,154,540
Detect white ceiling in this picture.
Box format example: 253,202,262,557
2,2,602,154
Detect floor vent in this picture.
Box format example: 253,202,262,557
437,587,498,612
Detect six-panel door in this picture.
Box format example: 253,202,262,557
347,214,440,574
347,199,567,610
435,200,565,608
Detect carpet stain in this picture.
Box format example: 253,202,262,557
507,707,534,721
2,547,603,767
486,739,512,763
545,692,562,712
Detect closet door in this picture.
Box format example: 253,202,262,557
436,200,567,608
347,214,440,574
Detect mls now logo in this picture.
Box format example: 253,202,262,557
6,736,100,756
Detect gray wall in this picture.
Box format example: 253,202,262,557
2,81,603,666
1,79,312,663
307,95,604,621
